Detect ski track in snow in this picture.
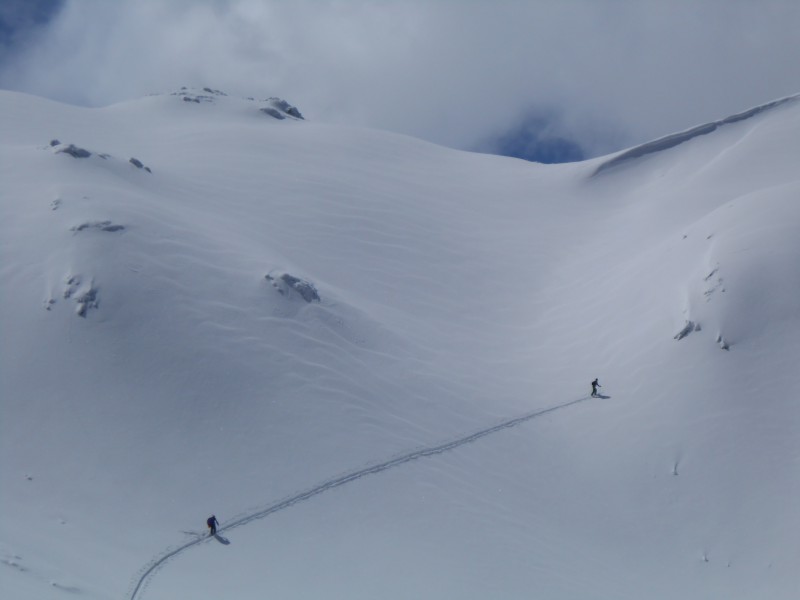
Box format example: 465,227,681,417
128,396,590,600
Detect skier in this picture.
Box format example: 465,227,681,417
591,378,601,397
207,515,219,536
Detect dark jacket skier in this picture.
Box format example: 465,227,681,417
591,379,601,397
207,515,219,536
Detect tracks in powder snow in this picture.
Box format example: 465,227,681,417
128,396,590,600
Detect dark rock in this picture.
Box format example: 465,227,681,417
263,98,304,120
58,144,91,158
72,220,125,233
260,107,286,120
716,334,730,351
76,287,98,317
266,272,320,302
281,274,319,302
674,320,700,340
285,107,303,119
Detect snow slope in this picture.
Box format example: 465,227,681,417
1,88,798,600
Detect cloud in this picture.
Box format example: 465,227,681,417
1,0,799,158
0,0,65,54
478,110,587,164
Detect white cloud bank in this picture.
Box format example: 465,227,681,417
2,0,799,155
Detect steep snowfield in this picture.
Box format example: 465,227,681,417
1,88,798,600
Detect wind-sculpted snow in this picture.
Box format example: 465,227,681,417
2,88,799,600
128,396,588,600
593,94,800,175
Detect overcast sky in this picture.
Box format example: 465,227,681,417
1,0,799,161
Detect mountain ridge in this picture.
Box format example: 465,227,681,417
592,93,800,175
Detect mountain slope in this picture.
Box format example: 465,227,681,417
1,89,798,600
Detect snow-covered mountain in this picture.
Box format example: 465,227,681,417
1,87,798,600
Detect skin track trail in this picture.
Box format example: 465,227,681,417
128,395,590,600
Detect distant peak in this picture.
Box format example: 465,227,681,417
170,86,227,104
593,94,800,176
165,87,304,119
